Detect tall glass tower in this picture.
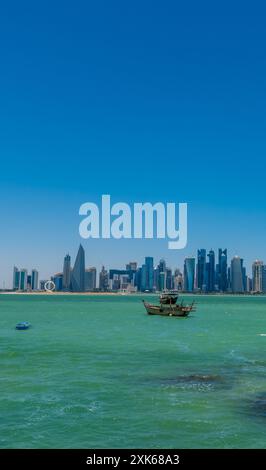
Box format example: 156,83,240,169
13,266,20,290
63,254,71,290
71,245,85,292
197,249,206,291
19,269,28,291
206,250,215,292
218,249,228,292
31,269,39,291
145,257,154,291
231,256,245,293
184,257,195,292
252,260,264,293
262,265,266,293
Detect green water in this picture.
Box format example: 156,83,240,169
0,294,266,449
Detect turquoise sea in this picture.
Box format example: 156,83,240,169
0,294,266,449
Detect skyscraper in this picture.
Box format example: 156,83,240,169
70,245,85,292
252,260,264,293
166,268,173,290
13,266,20,290
52,272,63,291
156,259,166,291
140,264,147,291
173,268,183,291
242,266,247,292
135,267,142,291
196,249,206,291
217,249,228,292
158,259,166,274
159,271,166,291
206,250,215,292
153,267,160,291
262,265,266,294
31,269,39,291
63,254,71,290
246,277,253,293
140,257,154,291
85,267,97,291
126,262,137,272
184,257,195,292
99,266,108,291
145,257,154,291
19,269,28,291
227,267,231,291
231,256,245,293
27,275,32,290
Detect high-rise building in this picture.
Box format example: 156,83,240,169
173,269,183,291
63,254,71,290
252,260,264,293
231,256,245,293
153,267,160,291
99,266,109,291
156,259,166,291
109,272,134,292
110,274,120,291
40,280,48,291
262,266,266,293
109,269,133,288
140,264,147,291
31,269,39,291
13,266,20,290
166,268,173,290
85,267,97,291
135,267,142,291
27,275,32,290
125,263,137,287
140,257,154,291
19,269,28,291
145,257,154,291
246,277,253,293
158,259,166,274
206,250,215,292
217,249,228,292
227,267,231,290
126,262,137,272
184,257,195,292
242,266,247,292
52,272,63,291
159,271,166,291
196,249,206,291
70,245,85,292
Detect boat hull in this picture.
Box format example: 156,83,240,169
142,301,194,317
15,322,31,330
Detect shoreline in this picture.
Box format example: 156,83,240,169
0,291,265,298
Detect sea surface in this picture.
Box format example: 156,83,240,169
0,294,266,449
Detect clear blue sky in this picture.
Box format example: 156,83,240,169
1,1,266,287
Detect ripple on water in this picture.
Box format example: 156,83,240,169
159,373,231,392
243,392,266,419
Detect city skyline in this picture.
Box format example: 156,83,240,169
8,244,266,294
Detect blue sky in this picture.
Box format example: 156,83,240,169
0,1,266,286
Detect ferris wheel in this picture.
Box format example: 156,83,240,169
44,280,56,293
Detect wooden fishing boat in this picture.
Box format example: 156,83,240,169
142,300,196,317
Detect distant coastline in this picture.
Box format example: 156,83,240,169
0,291,265,297
0,291,118,296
